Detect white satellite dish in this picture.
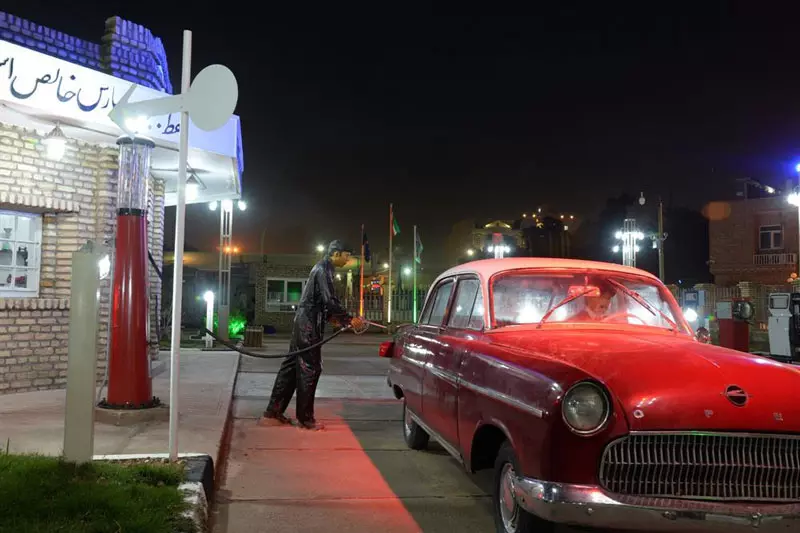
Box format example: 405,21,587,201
186,64,239,131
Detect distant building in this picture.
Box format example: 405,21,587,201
446,210,582,265
707,194,798,285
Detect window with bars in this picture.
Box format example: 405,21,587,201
759,224,783,251
0,210,43,297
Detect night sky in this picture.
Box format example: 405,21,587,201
7,2,800,264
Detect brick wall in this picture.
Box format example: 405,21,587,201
254,262,313,332
0,123,166,394
708,197,799,285
0,13,172,389
147,179,165,358
0,12,173,93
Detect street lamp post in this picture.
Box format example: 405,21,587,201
612,220,644,267
209,199,246,341
639,193,668,281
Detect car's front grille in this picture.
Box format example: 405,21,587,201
599,432,800,501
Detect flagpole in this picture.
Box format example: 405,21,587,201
388,203,393,324
413,225,418,323
359,224,365,317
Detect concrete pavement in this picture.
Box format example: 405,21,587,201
212,337,497,533
0,349,238,467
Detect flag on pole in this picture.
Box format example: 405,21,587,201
415,229,423,264
392,213,400,236
362,232,371,263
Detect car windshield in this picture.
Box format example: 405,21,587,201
491,269,688,333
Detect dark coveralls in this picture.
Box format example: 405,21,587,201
264,257,352,423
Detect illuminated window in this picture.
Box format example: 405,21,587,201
0,211,42,298
759,225,783,250
265,278,306,312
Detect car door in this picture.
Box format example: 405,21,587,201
402,277,455,420
422,275,483,449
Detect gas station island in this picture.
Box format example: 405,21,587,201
0,13,244,400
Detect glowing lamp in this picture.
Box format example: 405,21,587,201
238,200,247,211
683,308,698,323
403,267,411,275
467,248,475,256
186,176,199,202
382,262,389,269
612,245,620,253
789,192,800,207
316,244,325,253
208,201,218,211
124,116,149,134
795,163,800,173
42,123,67,161
203,290,215,303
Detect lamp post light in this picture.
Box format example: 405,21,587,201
612,220,644,267
208,198,246,341
203,291,215,350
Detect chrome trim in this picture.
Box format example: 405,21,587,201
459,379,545,418
407,408,464,464
513,478,800,532
401,353,426,368
599,432,800,502
629,430,800,439
561,381,611,436
425,363,459,386
415,354,546,418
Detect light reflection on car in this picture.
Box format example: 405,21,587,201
381,258,800,533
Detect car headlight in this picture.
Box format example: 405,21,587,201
562,381,610,436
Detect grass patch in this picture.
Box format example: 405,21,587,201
0,454,196,533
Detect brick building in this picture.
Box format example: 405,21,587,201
0,13,244,394
708,195,798,286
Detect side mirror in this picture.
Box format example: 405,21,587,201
696,327,711,344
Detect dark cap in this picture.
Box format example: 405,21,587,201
327,239,353,255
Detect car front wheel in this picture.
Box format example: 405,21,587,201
402,400,429,450
493,441,554,533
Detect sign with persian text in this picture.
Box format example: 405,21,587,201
0,40,240,159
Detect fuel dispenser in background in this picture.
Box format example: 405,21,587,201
716,298,753,352
767,292,800,362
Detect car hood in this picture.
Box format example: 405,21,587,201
490,328,800,433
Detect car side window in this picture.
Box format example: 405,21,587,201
426,280,454,326
467,287,485,330
448,278,480,329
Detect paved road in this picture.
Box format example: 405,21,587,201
211,335,498,532
211,335,614,532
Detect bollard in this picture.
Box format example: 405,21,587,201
203,291,215,349
63,241,110,463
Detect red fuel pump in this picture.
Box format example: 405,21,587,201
716,298,753,352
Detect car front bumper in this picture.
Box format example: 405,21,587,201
514,477,800,532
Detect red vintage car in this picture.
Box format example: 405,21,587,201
381,258,800,533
